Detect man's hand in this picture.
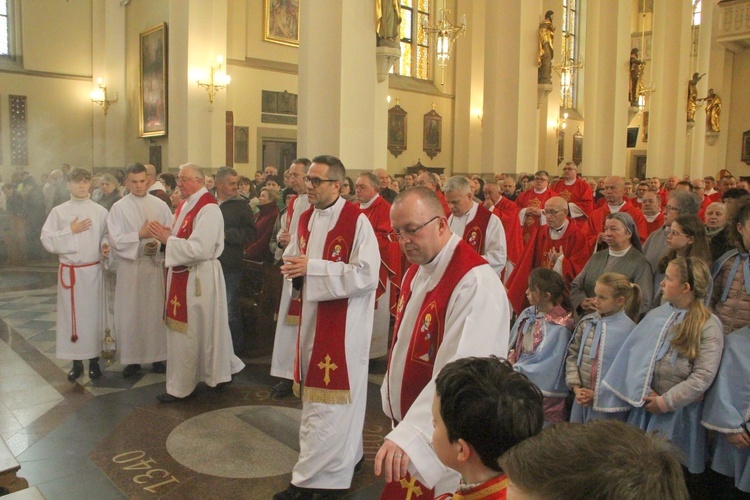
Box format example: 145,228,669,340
281,255,308,279
70,217,92,234
148,221,171,244
547,246,563,264
138,220,152,239
278,229,291,247
573,386,593,406
526,206,542,217
374,440,410,483
580,297,597,313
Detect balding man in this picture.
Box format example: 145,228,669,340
148,163,245,402
585,176,648,252
552,162,593,227
665,175,680,192
415,171,451,216
516,170,558,247
355,172,401,359
502,177,518,201
640,191,664,237
443,176,507,276
375,188,509,498
144,163,171,206
483,181,523,279
648,177,668,206
709,175,738,203
374,168,397,204
506,196,588,314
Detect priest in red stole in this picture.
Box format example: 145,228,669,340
444,176,507,276
552,162,593,229
274,156,380,498
416,171,452,217
506,197,588,314
640,191,664,238
515,170,557,247
483,181,523,281
375,188,510,499
355,172,402,359
585,176,648,252
148,163,245,403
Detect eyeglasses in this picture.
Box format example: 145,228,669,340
543,208,566,216
303,176,338,188
664,205,679,213
562,167,576,171
387,216,441,242
534,177,549,182
667,229,686,237
176,176,199,183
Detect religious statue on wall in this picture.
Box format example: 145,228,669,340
687,72,705,122
538,11,555,84
702,88,722,133
628,48,644,106
376,0,401,48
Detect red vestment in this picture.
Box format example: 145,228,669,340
491,196,523,268
552,178,594,217
436,190,451,217
645,212,665,238
515,188,557,247
698,195,712,221
584,199,649,252
506,222,588,314
360,195,401,314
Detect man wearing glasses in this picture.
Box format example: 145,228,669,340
274,155,380,500
515,170,557,247
147,163,245,403
552,162,593,229
585,176,649,253
375,187,510,498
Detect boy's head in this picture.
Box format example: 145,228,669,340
67,168,92,199
498,421,688,499
432,356,543,474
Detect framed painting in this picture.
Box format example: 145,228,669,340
423,109,442,160
264,0,300,47
742,130,750,165
235,126,250,164
388,104,407,158
140,22,168,138
573,129,583,166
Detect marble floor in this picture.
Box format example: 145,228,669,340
0,263,391,499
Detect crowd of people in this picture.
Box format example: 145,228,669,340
10,155,750,498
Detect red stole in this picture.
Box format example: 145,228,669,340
389,241,486,416
381,474,435,500
165,192,217,333
285,195,302,324
360,196,402,314
293,201,360,404
460,203,493,255
492,197,523,268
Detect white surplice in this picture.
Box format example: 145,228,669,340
290,197,380,489
448,202,507,275
107,193,173,364
41,197,109,360
381,234,510,493
163,187,245,397
270,194,311,379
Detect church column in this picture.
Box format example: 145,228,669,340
687,0,712,178
646,0,693,179
581,0,632,177
297,1,387,171
481,0,541,175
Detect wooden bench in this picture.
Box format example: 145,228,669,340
0,437,29,495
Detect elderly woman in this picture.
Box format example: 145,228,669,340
570,212,653,319
244,187,280,262
97,173,122,211
704,201,727,261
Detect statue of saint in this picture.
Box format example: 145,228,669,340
687,72,705,122
628,48,644,105
538,11,555,84
376,0,402,48
703,88,722,132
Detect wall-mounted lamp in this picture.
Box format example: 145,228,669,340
196,55,231,111
556,112,569,136
90,78,118,116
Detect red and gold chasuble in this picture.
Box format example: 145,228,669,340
515,189,556,247
292,201,360,404
165,192,217,333
460,203,493,255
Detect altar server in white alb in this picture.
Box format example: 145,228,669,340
147,163,244,403
41,167,109,382
107,162,173,378
273,155,380,499
375,187,510,498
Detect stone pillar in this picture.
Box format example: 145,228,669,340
688,0,712,179
297,0,387,171
646,0,693,179
581,0,632,177
481,0,541,175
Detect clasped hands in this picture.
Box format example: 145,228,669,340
147,220,172,244
281,255,308,279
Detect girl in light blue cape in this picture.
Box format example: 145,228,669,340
599,257,723,474
701,326,750,494
509,268,573,426
565,273,639,424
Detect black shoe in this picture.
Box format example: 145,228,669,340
122,364,141,378
353,457,364,476
67,360,84,381
273,484,346,500
212,381,231,393
156,392,193,403
151,361,166,374
88,358,102,379
272,379,293,396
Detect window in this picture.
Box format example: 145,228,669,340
0,0,9,56
692,0,701,26
560,0,580,110
394,0,430,80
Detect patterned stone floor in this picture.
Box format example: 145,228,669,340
0,263,391,498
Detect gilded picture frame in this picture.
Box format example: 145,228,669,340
264,0,300,47
423,110,442,160
387,104,407,158
139,22,168,138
